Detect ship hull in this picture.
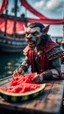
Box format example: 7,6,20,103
0,35,27,53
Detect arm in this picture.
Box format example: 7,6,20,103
50,58,61,78
32,58,62,83
20,56,30,72
13,56,30,76
42,58,61,80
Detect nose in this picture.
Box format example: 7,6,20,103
26,33,32,38
25,37,32,42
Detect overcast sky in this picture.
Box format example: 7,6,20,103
0,0,64,37
27,0,63,37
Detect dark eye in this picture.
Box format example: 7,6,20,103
32,31,39,36
26,32,30,36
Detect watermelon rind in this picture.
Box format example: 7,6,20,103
0,84,45,103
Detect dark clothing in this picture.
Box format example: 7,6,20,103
22,38,62,79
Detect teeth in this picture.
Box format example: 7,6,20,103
29,42,34,45
29,43,35,47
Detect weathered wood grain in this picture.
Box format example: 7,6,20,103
35,81,63,114
0,76,64,114
0,76,12,87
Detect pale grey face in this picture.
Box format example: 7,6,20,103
25,27,42,48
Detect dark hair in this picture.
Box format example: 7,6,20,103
28,23,45,30
28,22,50,39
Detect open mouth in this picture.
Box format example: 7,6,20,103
28,41,35,47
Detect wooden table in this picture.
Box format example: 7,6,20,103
0,76,64,114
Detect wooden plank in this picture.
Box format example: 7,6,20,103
0,98,30,112
0,76,12,81
0,81,63,114
0,82,10,87
34,81,63,114
23,83,53,114
0,76,12,86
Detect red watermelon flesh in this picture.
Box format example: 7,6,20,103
0,84,41,94
10,73,36,86
0,73,41,94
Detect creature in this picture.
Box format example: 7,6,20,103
13,23,62,83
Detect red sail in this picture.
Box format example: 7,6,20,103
0,17,64,35
28,18,64,25
20,0,48,19
0,0,8,14
20,0,64,24
0,18,26,35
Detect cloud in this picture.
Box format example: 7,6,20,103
34,0,63,12
34,0,45,8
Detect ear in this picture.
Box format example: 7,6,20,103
42,25,50,35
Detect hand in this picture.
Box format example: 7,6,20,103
32,73,43,84
13,67,24,77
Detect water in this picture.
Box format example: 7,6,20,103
0,52,26,79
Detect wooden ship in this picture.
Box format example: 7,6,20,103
0,0,64,53
0,0,27,52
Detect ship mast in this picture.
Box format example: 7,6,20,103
4,1,8,36
13,0,17,37
63,18,64,40
61,2,64,49
63,1,64,41
61,18,64,49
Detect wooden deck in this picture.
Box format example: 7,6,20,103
0,76,64,114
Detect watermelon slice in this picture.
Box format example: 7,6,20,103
10,73,37,86
0,73,45,103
